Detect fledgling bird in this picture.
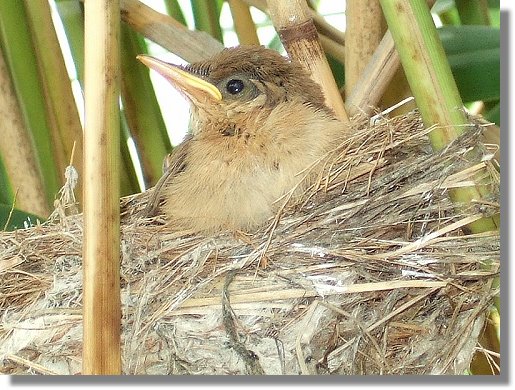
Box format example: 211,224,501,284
137,46,346,233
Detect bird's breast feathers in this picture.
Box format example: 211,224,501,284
163,103,343,232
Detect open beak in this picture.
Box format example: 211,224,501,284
136,55,222,103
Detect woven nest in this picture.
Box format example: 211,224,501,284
0,111,499,375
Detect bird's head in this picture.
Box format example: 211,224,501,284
137,46,334,137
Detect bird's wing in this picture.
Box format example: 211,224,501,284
143,135,192,217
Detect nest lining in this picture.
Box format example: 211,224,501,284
0,111,500,375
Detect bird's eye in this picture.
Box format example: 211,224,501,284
226,79,245,95
217,75,259,101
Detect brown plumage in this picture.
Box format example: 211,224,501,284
138,46,347,233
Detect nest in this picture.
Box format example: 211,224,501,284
0,111,500,375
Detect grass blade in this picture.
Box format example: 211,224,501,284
24,0,84,203
121,25,171,187
190,0,224,41
163,0,187,25
0,0,60,210
0,45,51,217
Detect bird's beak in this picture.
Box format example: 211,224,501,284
136,54,222,103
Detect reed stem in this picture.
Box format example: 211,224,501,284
380,0,499,234
345,0,386,96
83,0,121,375
266,0,349,122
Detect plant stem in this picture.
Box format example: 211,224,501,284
380,0,469,149
120,25,171,188
119,0,224,62
346,30,400,116
266,0,349,122
228,0,260,45
345,0,386,96
0,0,60,211
83,0,121,375
0,47,50,216
25,0,84,205
190,0,224,42
163,0,187,26
380,0,497,231
455,0,491,25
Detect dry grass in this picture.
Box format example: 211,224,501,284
0,111,499,374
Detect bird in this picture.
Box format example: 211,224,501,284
137,45,347,233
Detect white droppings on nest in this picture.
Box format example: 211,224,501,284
400,269,437,279
306,273,355,298
399,253,437,266
0,111,500,375
290,242,328,257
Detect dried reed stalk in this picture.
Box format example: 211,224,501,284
0,48,50,217
119,0,224,62
480,122,500,164
344,0,386,97
346,0,435,116
243,0,345,45
266,0,349,122
318,33,345,65
237,0,346,69
228,0,260,45
345,30,399,116
309,9,345,46
83,0,121,374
